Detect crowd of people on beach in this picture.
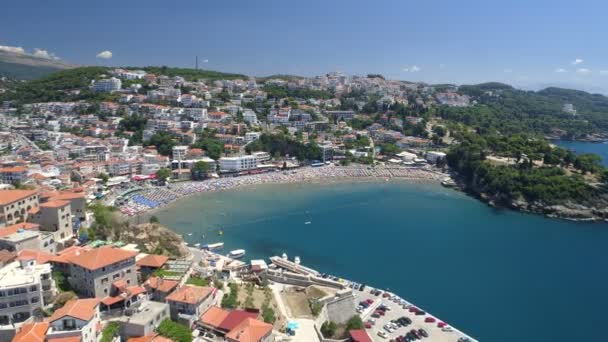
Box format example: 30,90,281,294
117,165,449,216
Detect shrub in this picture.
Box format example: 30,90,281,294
157,319,192,342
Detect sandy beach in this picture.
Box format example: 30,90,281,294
119,165,450,219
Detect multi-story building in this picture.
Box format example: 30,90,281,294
30,200,73,243
0,259,56,326
47,299,101,342
166,285,215,326
117,300,170,340
0,190,39,227
219,155,257,173
0,166,28,185
66,246,138,298
92,77,122,93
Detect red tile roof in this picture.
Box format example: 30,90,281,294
0,189,37,206
349,329,373,342
218,310,259,332
166,285,213,305
200,306,230,328
67,246,137,270
145,276,179,293
50,298,100,322
127,333,172,342
17,249,57,264
0,222,39,238
225,318,273,342
40,200,70,209
12,322,49,342
136,254,169,268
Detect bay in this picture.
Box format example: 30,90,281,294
155,180,608,342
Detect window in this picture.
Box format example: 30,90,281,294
63,319,76,329
31,297,39,303
30,285,37,292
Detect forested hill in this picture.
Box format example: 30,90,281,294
443,83,608,138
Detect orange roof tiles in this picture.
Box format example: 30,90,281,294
17,249,57,264
67,246,137,270
40,200,70,209
200,306,230,328
49,298,100,322
0,166,28,173
0,189,37,206
12,322,49,342
45,336,81,342
166,285,213,305
145,276,179,293
224,318,273,342
0,222,39,238
136,254,169,268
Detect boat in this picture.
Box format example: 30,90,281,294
202,242,224,251
228,249,246,259
304,221,311,225
194,243,201,248
282,253,288,260
294,256,301,264
187,233,193,236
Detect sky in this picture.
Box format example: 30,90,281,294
2,0,608,92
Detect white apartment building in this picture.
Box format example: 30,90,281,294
219,155,257,173
242,110,258,125
0,259,56,326
92,78,122,93
245,132,260,143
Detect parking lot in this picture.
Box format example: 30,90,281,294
352,286,476,342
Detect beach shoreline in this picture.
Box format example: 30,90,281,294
121,165,449,222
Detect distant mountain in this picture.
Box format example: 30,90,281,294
0,50,76,80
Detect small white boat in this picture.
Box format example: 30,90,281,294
282,252,288,260
304,221,312,225
203,242,224,251
194,243,201,248
294,256,301,264
187,233,193,236
228,249,246,259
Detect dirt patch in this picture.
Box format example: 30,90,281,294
281,290,313,318
235,282,286,330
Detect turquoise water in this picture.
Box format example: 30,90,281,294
554,140,608,166
156,180,608,342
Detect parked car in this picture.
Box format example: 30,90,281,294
378,331,388,339
418,329,428,338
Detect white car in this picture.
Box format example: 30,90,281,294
378,331,388,339
442,327,454,332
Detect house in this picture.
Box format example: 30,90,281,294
0,259,56,327
11,321,49,342
136,254,169,277
29,200,73,243
144,276,179,303
166,285,215,326
199,307,271,342
127,333,172,342
0,190,39,227
0,167,28,185
117,300,170,340
47,299,101,342
224,318,273,342
66,246,138,298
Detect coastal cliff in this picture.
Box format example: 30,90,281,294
90,204,190,258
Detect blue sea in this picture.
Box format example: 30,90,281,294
554,140,608,166
156,170,608,342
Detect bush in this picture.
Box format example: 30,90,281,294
221,283,239,309
262,305,276,324
346,315,364,331
310,300,323,317
100,322,120,342
321,321,337,338
186,275,209,286
157,319,192,342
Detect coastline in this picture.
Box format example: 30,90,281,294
122,165,449,222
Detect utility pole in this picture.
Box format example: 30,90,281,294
195,56,198,70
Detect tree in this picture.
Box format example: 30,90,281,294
191,161,210,180
156,168,171,181
98,172,109,184
100,322,120,342
145,131,176,156
157,319,192,342
149,216,159,224
346,315,364,331
320,321,337,338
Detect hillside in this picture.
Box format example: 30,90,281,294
135,66,247,81
0,49,76,80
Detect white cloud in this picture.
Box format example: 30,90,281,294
555,68,568,73
503,69,513,73
576,68,591,74
572,58,584,65
96,50,113,59
32,48,59,60
599,70,608,75
0,45,26,54
402,65,421,73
